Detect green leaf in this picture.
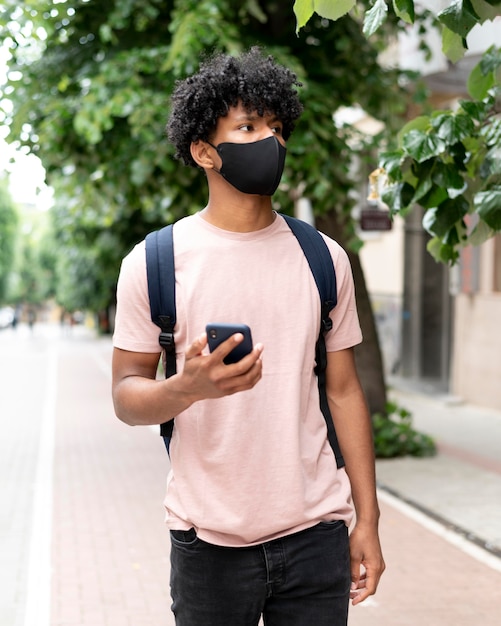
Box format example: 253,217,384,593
481,117,501,146
432,113,475,143
432,161,465,190
381,183,401,211
392,0,415,23
418,185,450,209
470,0,501,21
402,130,446,162
441,26,467,63
363,0,389,37
486,145,501,177
294,0,315,31
412,176,432,204
475,187,501,229
379,150,403,181
422,197,469,237
459,98,490,121
438,0,480,39
381,181,415,213
397,115,430,146
469,218,495,246
480,46,501,74
426,237,459,264
467,59,495,99
400,182,416,210
314,0,356,21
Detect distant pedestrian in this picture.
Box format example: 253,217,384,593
112,47,384,625
27,308,36,332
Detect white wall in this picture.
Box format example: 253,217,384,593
359,215,405,297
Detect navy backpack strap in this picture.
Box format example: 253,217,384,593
145,225,176,448
281,214,344,469
281,214,337,315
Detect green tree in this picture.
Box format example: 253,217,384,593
0,179,18,303
51,200,120,330
9,216,56,308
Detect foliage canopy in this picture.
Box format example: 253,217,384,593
295,0,501,263
0,0,414,311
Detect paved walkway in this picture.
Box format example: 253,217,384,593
1,324,501,625
351,381,501,625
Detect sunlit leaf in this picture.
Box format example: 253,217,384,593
441,26,467,62
363,0,388,37
314,0,356,21
294,0,315,31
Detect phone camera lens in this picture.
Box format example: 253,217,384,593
209,329,217,339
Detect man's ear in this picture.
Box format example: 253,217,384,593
190,140,216,169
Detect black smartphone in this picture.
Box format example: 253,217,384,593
206,323,253,364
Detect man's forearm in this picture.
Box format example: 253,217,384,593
113,372,198,427
330,388,380,524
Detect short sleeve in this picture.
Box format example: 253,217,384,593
113,241,162,353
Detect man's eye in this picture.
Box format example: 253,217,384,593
272,126,283,135
240,124,253,131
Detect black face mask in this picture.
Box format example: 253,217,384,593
209,135,286,196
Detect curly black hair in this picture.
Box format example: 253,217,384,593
166,47,303,167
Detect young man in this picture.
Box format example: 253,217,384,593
112,48,384,626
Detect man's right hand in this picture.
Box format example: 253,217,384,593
182,332,264,401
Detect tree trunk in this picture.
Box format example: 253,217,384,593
316,213,387,416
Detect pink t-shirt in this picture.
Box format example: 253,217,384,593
113,212,362,547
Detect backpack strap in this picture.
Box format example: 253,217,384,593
145,225,176,450
281,214,344,469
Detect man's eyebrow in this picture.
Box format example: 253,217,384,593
233,113,260,122
233,113,282,123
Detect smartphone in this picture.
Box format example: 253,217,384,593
206,323,253,364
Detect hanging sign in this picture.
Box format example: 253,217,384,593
360,209,392,231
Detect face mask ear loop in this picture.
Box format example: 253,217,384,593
206,140,222,175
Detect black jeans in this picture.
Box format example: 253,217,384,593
169,520,350,626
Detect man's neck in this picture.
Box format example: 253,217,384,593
201,188,275,233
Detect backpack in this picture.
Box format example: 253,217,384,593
145,214,345,468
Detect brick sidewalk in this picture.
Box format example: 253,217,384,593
49,336,501,625
349,496,501,626
51,339,174,626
